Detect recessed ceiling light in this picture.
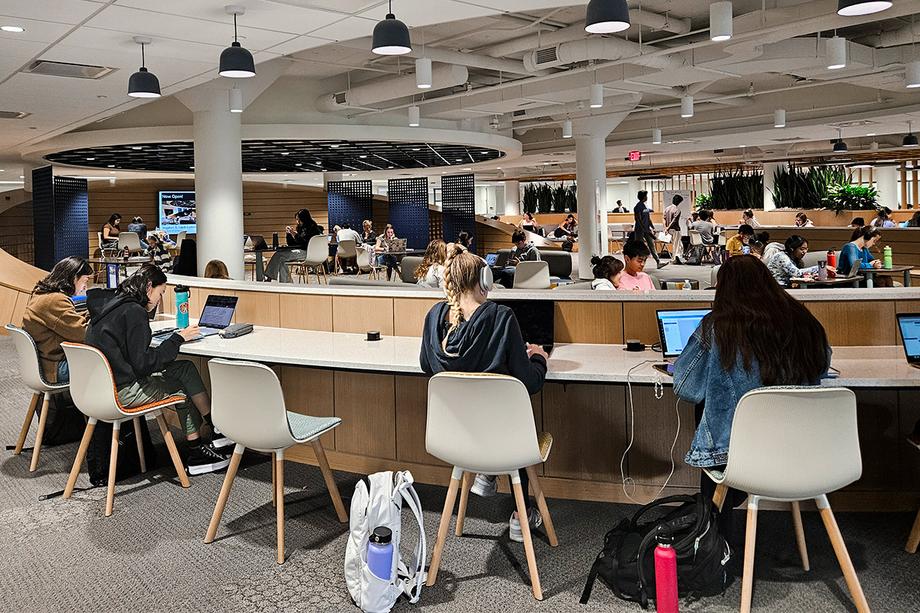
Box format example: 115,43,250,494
866,132,876,136
107,164,115,168
330,144,340,148
295,163,302,167
131,146,142,150
360,155,368,158
455,158,462,162
1,25,25,33
260,167,267,171
281,151,289,155
190,165,195,169
412,148,420,152
86,157,95,161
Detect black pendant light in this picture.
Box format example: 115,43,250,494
837,0,892,17
833,128,848,153
372,0,411,56
585,0,631,34
127,37,160,98
219,5,255,78
905,122,919,148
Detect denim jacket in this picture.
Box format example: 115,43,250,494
673,327,829,468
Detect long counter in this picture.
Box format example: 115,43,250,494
155,318,920,512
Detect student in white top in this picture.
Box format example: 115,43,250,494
590,255,624,290
336,223,362,244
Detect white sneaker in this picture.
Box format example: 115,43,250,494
210,426,234,449
470,474,497,497
509,508,543,543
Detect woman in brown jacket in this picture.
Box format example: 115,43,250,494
21,257,93,383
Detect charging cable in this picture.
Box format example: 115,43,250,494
620,361,682,505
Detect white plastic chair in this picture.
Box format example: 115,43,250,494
356,247,380,280
513,260,552,290
335,239,358,275
5,324,70,472
98,231,118,258
60,342,191,516
425,372,557,600
709,387,868,613
288,235,330,284
117,231,144,254
204,358,347,564
176,230,187,246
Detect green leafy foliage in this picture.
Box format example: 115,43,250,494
771,165,848,210
826,184,879,214
695,193,712,209
522,184,537,215
522,182,577,214
710,171,763,210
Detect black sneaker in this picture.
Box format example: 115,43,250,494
187,443,231,476
211,426,234,450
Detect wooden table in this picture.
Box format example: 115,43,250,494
862,265,914,288
792,275,862,289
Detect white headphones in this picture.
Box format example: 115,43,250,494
479,259,493,293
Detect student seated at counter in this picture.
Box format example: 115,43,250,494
591,255,623,290
86,264,232,475
419,243,549,541
375,224,403,281
618,240,655,292
794,212,814,228
494,230,541,288
146,235,173,274
766,235,833,287
838,226,882,276
553,214,578,239
690,209,716,245
519,212,541,234
361,219,377,245
725,224,755,257
674,255,831,532
870,207,896,229
264,208,324,283
21,257,92,383
905,211,920,228
204,259,230,279
850,217,865,229
101,213,121,248
415,239,447,289
127,216,148,241
740,209,760,228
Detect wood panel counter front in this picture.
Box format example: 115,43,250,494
158,320,920,510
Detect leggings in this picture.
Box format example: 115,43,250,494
641,232,661,265
118,360,206,436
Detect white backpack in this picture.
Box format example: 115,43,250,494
344,470,426,613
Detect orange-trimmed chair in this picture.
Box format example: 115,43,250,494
61,342,191,516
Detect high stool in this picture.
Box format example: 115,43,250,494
709,387,869,613
5,324,70,472
61,343,191,516
425,372,557,600
204,358,347,564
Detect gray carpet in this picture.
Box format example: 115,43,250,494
0,337,917,612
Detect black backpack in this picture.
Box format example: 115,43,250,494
580,494,730,608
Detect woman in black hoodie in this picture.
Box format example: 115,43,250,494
264,208,324,283
85,264,231,475
420,243,548,542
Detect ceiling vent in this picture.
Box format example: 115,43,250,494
772,136,808,142
333,91,347,105
0,110,30,119
532,46,559,68
22,60,116,80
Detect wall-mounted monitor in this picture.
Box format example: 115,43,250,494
158,191,196,236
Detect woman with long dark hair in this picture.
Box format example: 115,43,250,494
264,208,323,283
674,256,830,521
765,235,828,287
86,264,232,475
21,257,93,383
101,213,121,248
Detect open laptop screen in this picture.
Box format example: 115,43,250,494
494,299,554,349
199,295,237,329
657,309,711,358
898,314,920,362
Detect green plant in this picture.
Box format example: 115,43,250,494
536,183,553,214
695,193,712,209
552,184,567,213
710,171,763,210
566,184,577,212
827,184,879,214
522,184,537,215
771,165,847,210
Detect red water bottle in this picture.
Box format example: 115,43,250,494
654,533,679,613
826,249,836,269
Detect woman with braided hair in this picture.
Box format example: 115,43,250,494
420,243,549,542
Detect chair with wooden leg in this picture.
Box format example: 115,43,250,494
5,325,71,472
707,387,868,613
203,358,347,565
425,372,558,601
907,508,920,554
61,343,191,516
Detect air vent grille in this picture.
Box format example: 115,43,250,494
333,91,347,104
23,60,116,80
0,111,30,119
534,46,559,66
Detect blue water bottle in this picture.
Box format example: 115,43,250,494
367,526,394,580
175,285,190,329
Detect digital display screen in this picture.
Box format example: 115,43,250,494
199,296,237,329
898,315,920,360
159,191,196,236
657,309,710,358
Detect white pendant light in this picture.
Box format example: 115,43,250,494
562,119,573,139
408,105,420,127
229,86,243,113
590,83,604,108
710,1,733,42
837,0,892,17
652,127,662,145
827,36,847,70
415,57,432,89
585,0,631,34
906,61,920,89
681,95,694,118
774,109,786,128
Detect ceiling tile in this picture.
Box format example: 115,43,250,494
306,16,377,42
0,0,105,25
0,17,75,44
261,34,333,56
0,39,47,82
357,0,497,26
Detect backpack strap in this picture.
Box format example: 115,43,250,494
393,471,427,604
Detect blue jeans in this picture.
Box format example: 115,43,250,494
56,360,70,384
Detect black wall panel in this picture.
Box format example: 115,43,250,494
387,177,429,250
441,173,476,253
32,167,89,270
31,166,54,270
327,180,373,233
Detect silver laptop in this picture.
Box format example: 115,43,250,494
196,295,238,338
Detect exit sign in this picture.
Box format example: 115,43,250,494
628,150,642,161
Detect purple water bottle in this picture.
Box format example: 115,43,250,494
367,526,394,580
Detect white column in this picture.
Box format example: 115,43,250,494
503,180,520,216
575,134,608,280
323,172,344,190
193,90,244,280
21,162,40,194
763,162,785,211
876,165,899,210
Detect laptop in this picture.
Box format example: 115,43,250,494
196,295,238,338
897,314,920,368
495,299,555,355
653,308,711,375
247,234,268,250
484,253,498,267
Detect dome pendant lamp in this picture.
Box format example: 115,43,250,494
219,6,256,78
127,37,161,98
904,122,919,148
372,0,411,56
585,0,631,34
837,0,892,17
833,128,848,153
